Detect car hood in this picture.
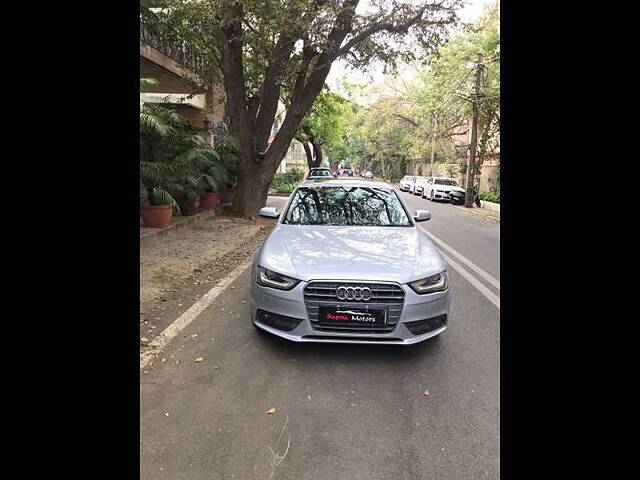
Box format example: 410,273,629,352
259,224,446,283
434,185,464,192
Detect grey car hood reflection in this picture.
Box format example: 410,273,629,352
259,224,445,283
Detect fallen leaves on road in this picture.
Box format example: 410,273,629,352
195,357,204,363
267,408,276,414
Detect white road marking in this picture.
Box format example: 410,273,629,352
140,257,254,370
418,226,500,291
439,250,500,309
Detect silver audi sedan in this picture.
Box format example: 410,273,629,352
250,179,450,345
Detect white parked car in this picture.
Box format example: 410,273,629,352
362,170,374,179
423,177,465,201
411,177,431,196
399,175,416,191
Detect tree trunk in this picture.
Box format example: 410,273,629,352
301,140,314,170
310,139,323,168
220,0,359,219
233,149,275,220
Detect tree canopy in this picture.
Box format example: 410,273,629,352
342,2,499,181
147,0,463,217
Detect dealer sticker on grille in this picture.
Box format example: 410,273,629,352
317,306,386,327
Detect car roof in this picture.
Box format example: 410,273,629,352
299,179,393,189
310,167,331,170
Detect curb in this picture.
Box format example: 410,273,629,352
453,205,500,221
480,200,500,212
140,204,227,248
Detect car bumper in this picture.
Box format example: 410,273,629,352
250,277,450,345
432,192,450,200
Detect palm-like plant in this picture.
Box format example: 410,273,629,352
214,135,239,189
140,104,202,210
192,148,228,193
139,77,233,212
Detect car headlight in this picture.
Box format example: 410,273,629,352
408,271,448,294
257,267,301,290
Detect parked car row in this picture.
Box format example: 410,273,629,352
399,175,466,204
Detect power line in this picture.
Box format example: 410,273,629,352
436,68,474,113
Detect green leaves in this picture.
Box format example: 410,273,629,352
349,2,499,179
140,101,234,205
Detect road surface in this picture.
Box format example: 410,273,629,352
140,188,500,480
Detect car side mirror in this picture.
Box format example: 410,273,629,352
259,207,279,219
414,210,431,222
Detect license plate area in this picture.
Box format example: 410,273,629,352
317,306,386,327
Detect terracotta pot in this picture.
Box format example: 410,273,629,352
199,192,219,210
174,195,200,216
141,204,173,228
219,188,235,204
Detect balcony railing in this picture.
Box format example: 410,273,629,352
140,10,208,79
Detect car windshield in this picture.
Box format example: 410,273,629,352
283,186,411,226
310,170,331,177
434,179,458,186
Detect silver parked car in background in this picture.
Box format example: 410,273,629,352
307,167,333,179
251,179,450,345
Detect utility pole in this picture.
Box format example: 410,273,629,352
465,53,484,208
428,112,437,177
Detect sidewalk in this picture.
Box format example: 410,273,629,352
140,206,223,248
139,196,287,349
452,204,500,222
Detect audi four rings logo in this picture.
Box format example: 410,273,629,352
336,286,372,301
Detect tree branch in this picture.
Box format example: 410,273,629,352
393,113,420,127
335,3,455,58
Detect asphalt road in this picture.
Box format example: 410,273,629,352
140,187,500,480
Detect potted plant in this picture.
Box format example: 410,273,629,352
140,104,201,226
199,190,218,210
214,135,239,204
194,147,228,210
172,186,200,216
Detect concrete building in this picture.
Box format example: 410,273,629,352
140,13,224,145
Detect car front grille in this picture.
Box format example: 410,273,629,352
304,281,405,334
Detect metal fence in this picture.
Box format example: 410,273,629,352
140,10,208,78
